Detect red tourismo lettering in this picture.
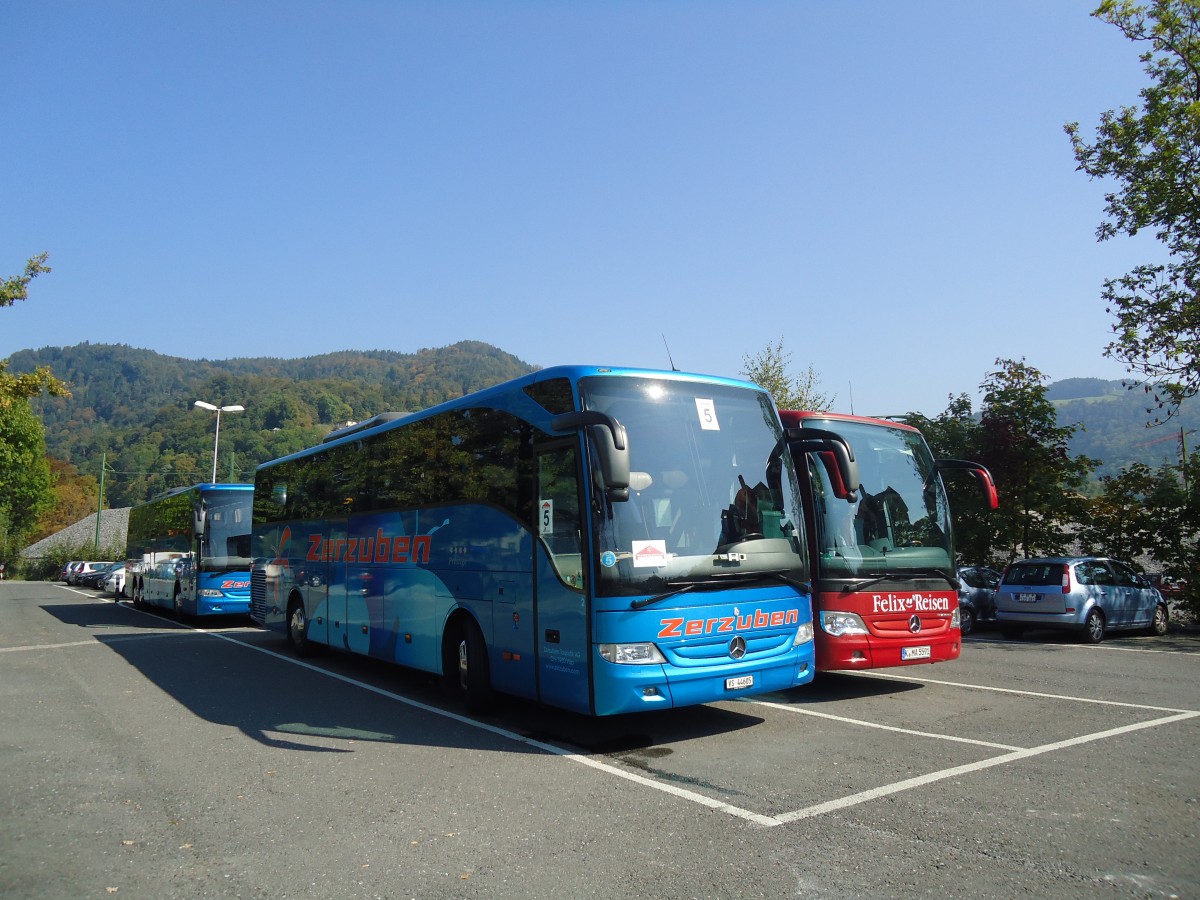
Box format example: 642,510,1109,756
657,608,799,640
305,531,432,564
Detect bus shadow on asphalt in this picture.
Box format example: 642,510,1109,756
40,599,251,632
49,600,768,757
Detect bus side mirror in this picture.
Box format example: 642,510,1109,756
193,507,206,537
934,459,999,510
551,411,631,502
786,427,860,503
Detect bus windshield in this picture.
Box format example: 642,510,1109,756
806,419,952,578
579,376,808,597
200,488,252,570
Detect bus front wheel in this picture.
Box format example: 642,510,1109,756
447,617,493,713
287,596,315,657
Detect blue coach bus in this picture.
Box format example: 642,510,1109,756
127,483,254,618
250,366,854,716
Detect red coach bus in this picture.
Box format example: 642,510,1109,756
780,411,997,671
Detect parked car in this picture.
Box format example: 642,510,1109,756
103,561,133,597
994,557,1169,643
956,565,1001,635
77,561,118,589
61,560,83,583
87,561,125,592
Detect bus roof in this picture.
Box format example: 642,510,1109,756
259,365,770,472
779,410,923,434
141,482,254,504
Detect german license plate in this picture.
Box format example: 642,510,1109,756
1018,593,1039,603
901,645,931,661
725,675,755,691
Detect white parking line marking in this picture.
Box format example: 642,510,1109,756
0,639,103,653
745,699,1024,750
24,597,1199,828
972,635,1200,656
0,632,197,653
772,710,1200,823
197,627,780,827
841,670,1197,714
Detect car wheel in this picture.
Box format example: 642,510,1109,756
1150,603,1169,637
959,607,975,637
449,617,493,713
1083,608,1105,644
287,596,315,657
1000,626,1023,640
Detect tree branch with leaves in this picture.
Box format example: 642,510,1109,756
1066,0,1200,419
0,253,70,407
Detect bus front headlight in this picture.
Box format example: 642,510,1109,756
599,643,667,665
951,606,961,629
793,621,815,645
820,611,869,637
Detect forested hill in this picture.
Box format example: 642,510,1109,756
9,341,538,507
7,342,1199,506
1047,378,1200,477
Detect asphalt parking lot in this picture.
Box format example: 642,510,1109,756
2,581,1197,898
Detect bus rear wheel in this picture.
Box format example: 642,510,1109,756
447,617,493,713
287,596,315,657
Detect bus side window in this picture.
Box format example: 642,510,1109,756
536,444,583,588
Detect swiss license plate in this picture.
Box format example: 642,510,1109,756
901,645,931,661
1018,592,1039,603
725,674,755,691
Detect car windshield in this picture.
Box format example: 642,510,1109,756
579,376,808,598
804,418,954,578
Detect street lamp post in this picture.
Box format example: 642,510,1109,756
194,400,245,483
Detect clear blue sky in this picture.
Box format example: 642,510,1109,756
2,1,1157,416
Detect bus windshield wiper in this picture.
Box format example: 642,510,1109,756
842,569,958,593
631,570,812,610
631,583,696,610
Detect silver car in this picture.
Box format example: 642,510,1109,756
995,557,1169,643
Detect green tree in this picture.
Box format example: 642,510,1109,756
0,399,54,545
908,393,997,565
0,253,70,407
975,359,1098,560
741,338,834,411
1065,0,1200,417
1078,456,1200,615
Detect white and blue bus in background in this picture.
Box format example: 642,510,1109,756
127,483,254,619
250,366,855,716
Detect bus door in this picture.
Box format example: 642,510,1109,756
343,516,375,656
533,442,591,713
314,518,346,650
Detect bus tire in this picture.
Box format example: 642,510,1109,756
287,596,315,657
448,617,493,713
